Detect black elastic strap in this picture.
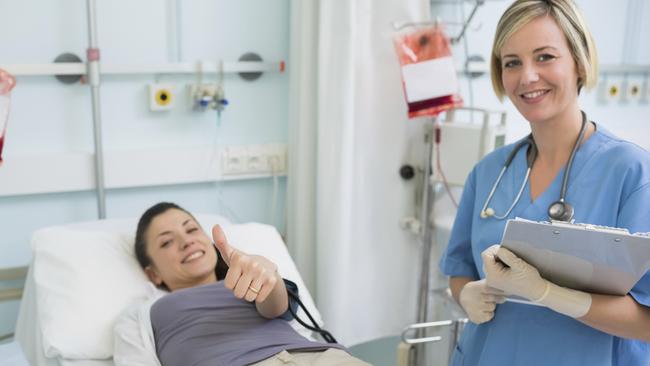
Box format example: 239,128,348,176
286,287,338,344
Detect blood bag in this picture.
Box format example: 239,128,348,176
0,69,16,166
394,24,462,119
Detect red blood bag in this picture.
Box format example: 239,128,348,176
0,69,16,166
394,24,462,118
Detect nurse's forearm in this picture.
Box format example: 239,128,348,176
578,294,650,342
449,276,474,304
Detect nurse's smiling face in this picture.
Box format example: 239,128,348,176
500,15,580,125
144,208,218,291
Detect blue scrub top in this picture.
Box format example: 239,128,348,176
440,124,650,366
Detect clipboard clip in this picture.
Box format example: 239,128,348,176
548,220,631,235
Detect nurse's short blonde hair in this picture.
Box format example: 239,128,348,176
490,0,598,100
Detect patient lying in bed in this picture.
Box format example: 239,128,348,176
113,202,368,366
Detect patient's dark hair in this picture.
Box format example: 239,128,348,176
134,202,229,289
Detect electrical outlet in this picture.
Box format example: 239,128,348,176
221,145,287,176
221,147,247,175
246,153,267,172
263,145,287,173
267,153,286,172
149,84,175,111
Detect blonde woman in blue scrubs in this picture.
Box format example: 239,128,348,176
440,1,650,365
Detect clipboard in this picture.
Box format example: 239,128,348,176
500,218,650,296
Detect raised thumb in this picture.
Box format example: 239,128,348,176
212,224,233,265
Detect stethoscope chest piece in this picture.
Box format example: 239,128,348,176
547,200,574,222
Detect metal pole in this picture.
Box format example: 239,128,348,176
451,0,485,44
86,0,106,219
413,117,437,365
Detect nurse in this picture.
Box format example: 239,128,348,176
439,0,650,365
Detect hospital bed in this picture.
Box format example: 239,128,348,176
14,214,323,366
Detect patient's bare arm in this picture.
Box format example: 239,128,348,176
212,225,289,319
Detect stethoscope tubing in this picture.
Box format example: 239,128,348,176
481,111,588,221
481,167,532,220
480,137,532,219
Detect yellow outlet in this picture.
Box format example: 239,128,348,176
608,84,619,97
603,79,622,103
149,84,175,111
156,89,172,106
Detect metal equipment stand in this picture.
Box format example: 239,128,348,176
412,117,437,366
86,0,107,219
407,116,471,366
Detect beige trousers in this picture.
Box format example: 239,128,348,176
251,348,372,366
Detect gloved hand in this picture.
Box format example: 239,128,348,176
481,245,547,300
459,279,506,324
482,245,592,318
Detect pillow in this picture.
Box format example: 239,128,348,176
30,215,321,360
33,227,150,359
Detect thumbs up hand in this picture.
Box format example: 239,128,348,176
212,225,279,303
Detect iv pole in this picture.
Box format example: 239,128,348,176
86,0,107,219
413,117,437,366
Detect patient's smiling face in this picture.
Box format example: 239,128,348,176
144,208,218,291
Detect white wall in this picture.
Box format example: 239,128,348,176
0,0,289,337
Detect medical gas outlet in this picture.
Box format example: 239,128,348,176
149,84,175,111
189,84,228,112
605,80,620,102
599,77,647,104
625,79,643,103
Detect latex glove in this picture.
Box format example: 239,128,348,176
481,245,547,300
212,225,279,303
459,279,506,324
482,245,591,318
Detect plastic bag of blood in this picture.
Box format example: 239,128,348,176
0,69,16,166
393,24,462,118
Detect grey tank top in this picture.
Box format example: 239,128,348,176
150,281,344,366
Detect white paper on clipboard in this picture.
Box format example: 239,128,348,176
500,218,650,296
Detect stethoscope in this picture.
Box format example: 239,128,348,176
480,111,589,222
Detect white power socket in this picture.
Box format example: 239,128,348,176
221,145,287,176
221,146,247,175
